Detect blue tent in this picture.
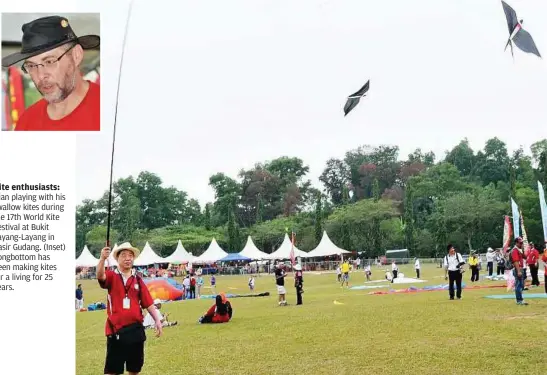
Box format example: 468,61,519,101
219,253,252,262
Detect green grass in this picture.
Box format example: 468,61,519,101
76,265,547,375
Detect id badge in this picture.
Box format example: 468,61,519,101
123,297,130,309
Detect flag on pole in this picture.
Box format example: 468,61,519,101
520,210,530,254
510,197,520,238
502,215,512,252
289,231,296,266
538,181,547,242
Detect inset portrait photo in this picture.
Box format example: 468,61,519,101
2,13,100,131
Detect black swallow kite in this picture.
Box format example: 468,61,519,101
344,79,369,117
501,1,541,58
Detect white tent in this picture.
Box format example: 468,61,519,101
306,231,351,257
106,243,119,267
266,233,309,260
163,240,196,264
134,242,165,266
194,238,228,264
238,236,269,260
75,245,99,267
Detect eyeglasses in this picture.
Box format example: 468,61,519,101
21,44,76,74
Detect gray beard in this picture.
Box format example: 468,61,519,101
41,69,77,104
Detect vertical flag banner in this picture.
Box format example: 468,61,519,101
289,231,296,266
520,210,530,254
538,181,547,242
502,215,512,252
510,198,520,238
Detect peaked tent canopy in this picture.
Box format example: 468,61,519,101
76,245,99,267
134,242,165,266
306,231,351,257
219,253,252,262
239,236,269,260
266,233,309,260
194,238,228,264
163,240,195,264
107,243,119,267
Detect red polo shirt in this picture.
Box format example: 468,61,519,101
526,248,539,265
98,269,154,336
510,247,524,268
542,251,547,275
14,81,100,131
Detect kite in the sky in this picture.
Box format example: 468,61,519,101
344,79,369,116
501,1,541,58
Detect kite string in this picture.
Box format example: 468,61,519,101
106,0,135,264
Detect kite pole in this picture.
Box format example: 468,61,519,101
105,0,135,265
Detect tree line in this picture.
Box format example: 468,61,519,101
76,137,547,259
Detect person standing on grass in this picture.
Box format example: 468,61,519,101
210,274,217,295
443,244,465,300
414,258,421,279
76,284,84,310
391,261,398,283
196,274,204,298
468,252,479,282
486,248,495,276
97,243,163,375
365,264,372,281
496,250,505,275
510,237,528,306
541,245,547,294
274,263,287,306
526,243,540,287
336,265,342,282
190,274,196,299
182,275,190,299
341,260,351,288
294,264,304,305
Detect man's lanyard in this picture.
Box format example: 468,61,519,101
118,272,135,298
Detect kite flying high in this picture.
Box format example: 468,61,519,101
501,1,541,58
344,79,369,117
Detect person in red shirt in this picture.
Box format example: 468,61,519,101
510,237,528,306
97,243,163,375
190,275,197,299
542,245,547,295
198,293,233,324
1,15,100,131
526,243,540,287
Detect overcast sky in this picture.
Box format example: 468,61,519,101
69,0,547,207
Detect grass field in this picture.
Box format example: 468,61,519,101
76,264,547,375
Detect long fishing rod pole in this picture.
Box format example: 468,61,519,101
106,0,135,264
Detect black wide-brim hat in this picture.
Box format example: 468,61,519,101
2,15,100,68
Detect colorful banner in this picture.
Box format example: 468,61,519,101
6,67,26,131
289,231,296,266
538,181,547,242
520,210,530,254
510,198,520,239
502,215,512,252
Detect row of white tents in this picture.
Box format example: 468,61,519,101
75,230,351,268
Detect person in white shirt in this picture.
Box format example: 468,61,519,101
385,269,392,282
443,244,466,300
365,264,372,281
143,299,177,328
248,276,255,291
414,258,421,279
391,261,398,283
182,276,191,299
336,266,342,282
486,248,495,276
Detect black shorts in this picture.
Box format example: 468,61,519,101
104,336,144,374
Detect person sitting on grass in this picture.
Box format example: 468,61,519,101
143,299,178,328
198,293,233,324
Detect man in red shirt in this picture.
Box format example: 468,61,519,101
97,243,163,375
1,15,100,131
526,242,540,287
510,237,528,305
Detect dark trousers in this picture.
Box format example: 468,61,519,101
497,264,505,275
392,270,398,282
190,286,195,299
470,266,479,282
529,264,540,286
416,269,420,279
448,270,462,299
296,286,303,305
487,262,493,276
